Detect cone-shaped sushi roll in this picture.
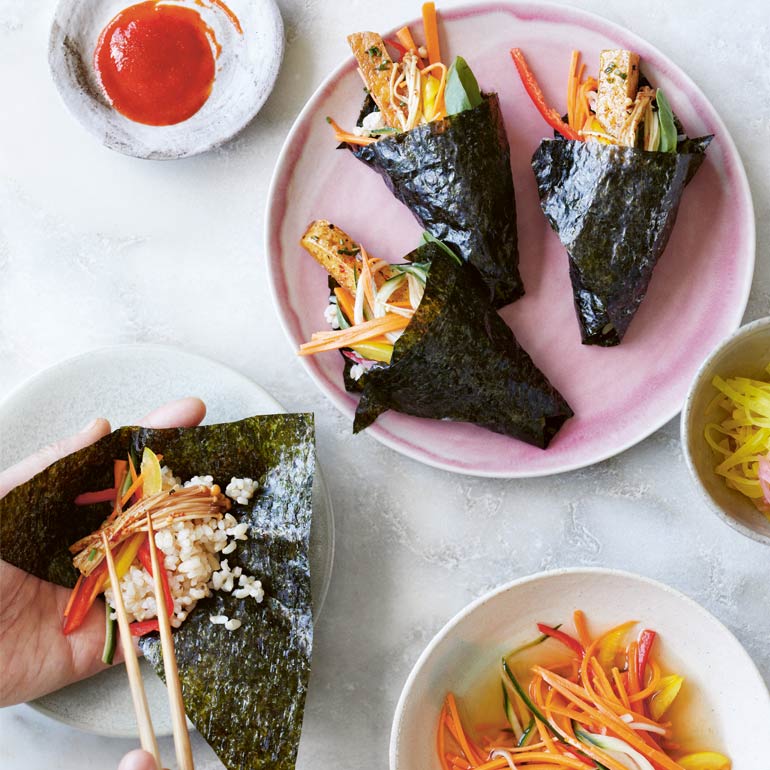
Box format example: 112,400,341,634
327,5,522,307
0,416,316,770
299,221,573,448
512,48,712,346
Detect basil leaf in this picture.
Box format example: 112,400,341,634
444,55,483,116
656,88,677,153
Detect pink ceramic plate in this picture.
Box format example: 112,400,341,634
266,2,754,478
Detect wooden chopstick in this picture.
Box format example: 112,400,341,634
101,532,162,770
146,512,195,770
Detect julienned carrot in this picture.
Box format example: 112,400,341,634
573,610,590,648
299,314,409,355
325,116,376,146
437,703,452,770
119,471,146,508
422,2,441,64
612,666,631,709
446,694,485,766
536,667,683,770
334,287,356,325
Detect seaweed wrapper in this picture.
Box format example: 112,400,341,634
348,93,522,308
532,136,712,346
0,414,315,770
353,243,573,448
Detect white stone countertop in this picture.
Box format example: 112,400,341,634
1,0,768,768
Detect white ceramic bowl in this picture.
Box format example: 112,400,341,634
390,569,770,770
681,317,770,545
48,0,283,159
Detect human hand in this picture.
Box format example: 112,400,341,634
0,397,207,707
118,749,161,770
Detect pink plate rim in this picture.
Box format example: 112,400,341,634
264,0,755,479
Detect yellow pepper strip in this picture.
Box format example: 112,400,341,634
649,674,684,720
103,532,147,590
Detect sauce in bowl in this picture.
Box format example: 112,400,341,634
94,1,235,126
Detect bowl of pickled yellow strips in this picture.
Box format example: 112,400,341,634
682,316,770,544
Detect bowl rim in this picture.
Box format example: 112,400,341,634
680,315,770,546
388,566,770,770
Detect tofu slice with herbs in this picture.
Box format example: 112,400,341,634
595,49,640,138
300,220,409,302
347,32,405,129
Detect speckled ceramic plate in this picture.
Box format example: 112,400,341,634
391,568,770,770
265,1,754,478
48,0,283,159
0,344,334,737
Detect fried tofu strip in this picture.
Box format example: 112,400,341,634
300,220,409,302
347,32,405,128
595,49,640,138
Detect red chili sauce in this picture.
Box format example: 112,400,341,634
94,1,218,126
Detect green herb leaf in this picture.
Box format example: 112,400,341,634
656,88,677,153
444,56,483,116
366,45,381,57
420,231,462,264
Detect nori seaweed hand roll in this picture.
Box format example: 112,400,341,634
326,5,522,308
512,48,712,346
299,221,573,448
0,416,316,770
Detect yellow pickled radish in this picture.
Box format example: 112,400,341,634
422,74,440,120
677,752,731,770
140,447,163,496
351,342,393,364
649,674,684,719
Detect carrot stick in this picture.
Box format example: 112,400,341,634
359,246,376,311
612,667,631,709
120,472,145,508
396,25,419,54
422,2,442,64
567,50,579,127
437,704,452,770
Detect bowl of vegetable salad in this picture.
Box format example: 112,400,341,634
681,316,770,545
390,569,770,770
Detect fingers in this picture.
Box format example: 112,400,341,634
0,418,112,499
117,749,160,770
138,397,207,429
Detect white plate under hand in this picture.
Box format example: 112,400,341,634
0,343,334,737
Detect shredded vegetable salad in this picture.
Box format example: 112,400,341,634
328,3,483,146
298,221,440,370
437,612,730,770
511,48,679,151
704,363,770,518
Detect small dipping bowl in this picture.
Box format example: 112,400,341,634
49,0,283,159
681,316,770,545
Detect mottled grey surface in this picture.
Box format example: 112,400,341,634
0,0,769,768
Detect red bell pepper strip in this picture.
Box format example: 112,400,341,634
537,623,585,657
62,561,109,634
74,488,118,506
386,38,408,60
129,619,160,637
510,48,582,141
137,536,174,619
637,629,657,684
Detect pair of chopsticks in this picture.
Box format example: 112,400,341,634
101,512,194,770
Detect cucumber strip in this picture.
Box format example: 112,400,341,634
505,623,563,660
335,300,350,330
101,602,117,665
420,231,462,264
501,659,557,734
501,680,523,739
517,717,535,747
